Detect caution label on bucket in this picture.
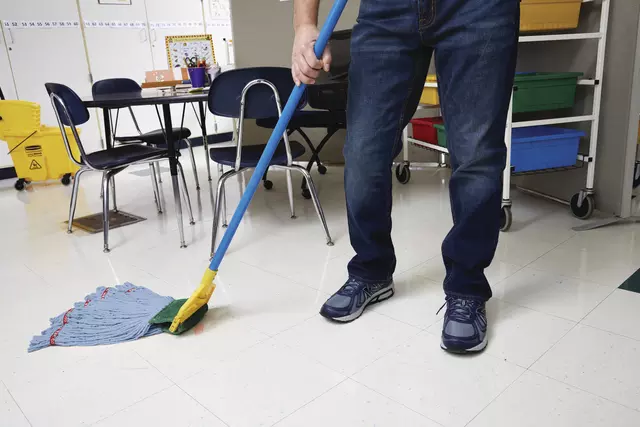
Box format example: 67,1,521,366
29,159,42,170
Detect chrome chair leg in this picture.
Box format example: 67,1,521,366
177,161,195,225
150,162,163,213
185,138,201,190
110,175,118,212
217,163,228,227
101,171,113,253
156,161,163,183
288,165,333,246
211,169,241,258
67,168,88,233
286,169,296,219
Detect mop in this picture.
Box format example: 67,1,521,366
28,0,347,351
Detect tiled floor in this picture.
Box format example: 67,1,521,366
2,154,640,426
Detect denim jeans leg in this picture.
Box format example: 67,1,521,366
433,0,520,300
345,0,431,283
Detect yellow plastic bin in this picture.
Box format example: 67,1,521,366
520,0,582,32
420,75,439,105
3,126,80,190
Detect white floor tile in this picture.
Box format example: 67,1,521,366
492,232,559,267
370,266,446,329
529,229,640,288
2,346,172,427
179,340,345,427
531,324,640,411
491,267,613,321
94,386,226,427
0,382,30,427
206,260,330,336
582,289,640,341
353,332,524,427
130,307,269,382
275,312,421,376
427,299,576,368
275,379,441,427
468,371,640,427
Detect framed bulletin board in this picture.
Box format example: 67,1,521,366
166,34,216,68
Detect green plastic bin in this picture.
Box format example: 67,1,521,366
513,72,583,113
434,123,447,148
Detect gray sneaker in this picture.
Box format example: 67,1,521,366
320,277,395,322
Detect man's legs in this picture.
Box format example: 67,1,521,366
320,0,431,322
433,0,519,351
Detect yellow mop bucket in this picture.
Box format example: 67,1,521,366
0,100,80,190
4,127,80,190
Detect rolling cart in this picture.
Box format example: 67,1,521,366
398,0,610,231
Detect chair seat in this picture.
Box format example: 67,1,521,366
115,127,192,145
256,110,346,130
85,144,167,169
210,141,305,168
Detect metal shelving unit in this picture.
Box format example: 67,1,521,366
398,0,610,231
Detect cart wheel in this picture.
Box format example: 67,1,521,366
500,206,512,232
61,173,72,186
263,180,273,190
570,193,595,219
318,164,328,175
302,188,312,200
14,179,26,191
395,163,411,184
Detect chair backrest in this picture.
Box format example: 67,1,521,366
44,82,90,164
207,67,305,119
325,29,351,81
92,78,141,96
45,83,91,126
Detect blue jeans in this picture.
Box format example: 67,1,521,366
345,0,519,301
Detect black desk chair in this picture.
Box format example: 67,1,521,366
46,82,194,253
207,67,333,257
256,29,350,198
92,78,201,191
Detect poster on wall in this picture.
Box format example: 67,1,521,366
98,0,132,4
166,34,217,68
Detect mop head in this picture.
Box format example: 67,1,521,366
28,283,206,352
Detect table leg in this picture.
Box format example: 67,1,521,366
162,104,187,248
102,108,112,149
198,101,211,181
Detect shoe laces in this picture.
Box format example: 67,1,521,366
436,296,482,322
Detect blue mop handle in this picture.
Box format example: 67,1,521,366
208,0,348,272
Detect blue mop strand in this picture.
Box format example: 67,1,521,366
28,283,173,352
207,0,348,273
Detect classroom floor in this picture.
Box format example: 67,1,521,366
2,154,640,427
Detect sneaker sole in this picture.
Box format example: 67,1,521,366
321,285,395,323
440,334,488,354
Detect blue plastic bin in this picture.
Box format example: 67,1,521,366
511,126,585,172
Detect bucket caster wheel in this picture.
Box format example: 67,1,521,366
14,179,26,191
571,192,595,219
61,173,72,186
263,180,273,190
302,188,312,200
500,206,512,232
395,163,411,184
